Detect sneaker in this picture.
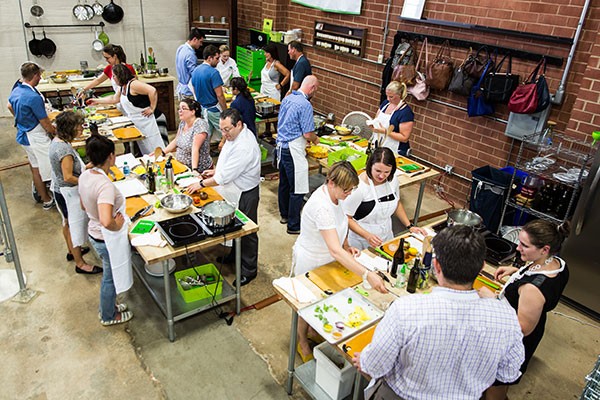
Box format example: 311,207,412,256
42,198,55,211
287,229,301,235
32,182,42,203
100,311,133,326
280,217,288,224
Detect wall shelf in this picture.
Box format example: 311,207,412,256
314,21,366,58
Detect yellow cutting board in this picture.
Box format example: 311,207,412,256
190,187,223,207
342,324,377,354
108,166,125,182
473,274,502,292
125,196,150,218
156,159,188,175
113,127,142,139
306,261,362,293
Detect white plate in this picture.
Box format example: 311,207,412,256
552,172,577,183
298,287,384,344
144,259,176,277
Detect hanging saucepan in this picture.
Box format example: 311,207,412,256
28,31,43,57
92,29,104,52
39,30,56,58
30,0,44,17
98,25,109,45
102,0,124,24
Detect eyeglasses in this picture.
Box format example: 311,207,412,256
221,125,235,133
178,107,190,111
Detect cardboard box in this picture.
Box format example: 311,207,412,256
314,342,356,400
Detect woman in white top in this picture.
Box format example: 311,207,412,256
260,43,290,101
292,161,387,362
344,147,427,250
370,81,414,155
216,45,240,87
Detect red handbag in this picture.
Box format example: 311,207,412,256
508,58,546,114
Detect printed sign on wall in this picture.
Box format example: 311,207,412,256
292,0,362,15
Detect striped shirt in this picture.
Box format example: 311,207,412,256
360,287,524,400
276,90,314,148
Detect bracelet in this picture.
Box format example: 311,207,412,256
407,223,414,229
362,269,370,281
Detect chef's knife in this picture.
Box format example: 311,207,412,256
131,205,153,222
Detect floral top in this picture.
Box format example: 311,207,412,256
176,118,211,171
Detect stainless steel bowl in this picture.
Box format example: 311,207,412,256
158,67,169,77
160,194,193,214
446,209,483,227
50,74,68,83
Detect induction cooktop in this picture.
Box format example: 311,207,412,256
156,213,245,247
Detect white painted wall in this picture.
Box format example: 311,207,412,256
1,0,189,117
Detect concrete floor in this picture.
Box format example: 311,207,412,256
0,116,599,400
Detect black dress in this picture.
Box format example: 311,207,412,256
501,257,569,384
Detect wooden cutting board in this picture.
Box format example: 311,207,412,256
156,159,187,174
99,109,123,118
113,127,142,139
306,261,362,293
396,156,425,172
342,324,377,354
473,274,502,292
125,196,150,218
380,238,417,262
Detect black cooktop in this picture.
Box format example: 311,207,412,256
430,221,517,266
156,213,244,247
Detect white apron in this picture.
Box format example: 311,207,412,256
286,135,309,194
120,80,165,155
26,123,53,182
348,179,399,250
95,168,133,294
371,103,400,152
59,152,89,247
260,62,280,101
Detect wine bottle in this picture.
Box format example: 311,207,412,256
390,238,404,278
147,165,156,194
406,257,421,294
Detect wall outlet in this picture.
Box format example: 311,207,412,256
444,164,453,174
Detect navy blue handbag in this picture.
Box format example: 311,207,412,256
467,60,495,117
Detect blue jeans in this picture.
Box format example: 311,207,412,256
277,147,304,231
206,110,222,142
89,237,117,321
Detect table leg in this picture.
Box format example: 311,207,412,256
235,237,241,315
163,259,175,342
352,372,362,400
412,180,427,225
286,310,299,395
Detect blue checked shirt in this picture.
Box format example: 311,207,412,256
276,90,315,148
361,287,524,400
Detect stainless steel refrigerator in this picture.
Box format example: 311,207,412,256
561,147,600,319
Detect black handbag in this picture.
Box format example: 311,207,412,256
483,53,520,104
448,48,475,96
535,58,550,112
464,46,493,79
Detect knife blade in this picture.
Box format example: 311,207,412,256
131,205,153,222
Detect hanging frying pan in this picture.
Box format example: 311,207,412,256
39,30,57,58
92,29,104,52
84,0,95,20
102,0,124,24
30,0,44,17
73,0,89,21
28,31,43,57
92,0,104,15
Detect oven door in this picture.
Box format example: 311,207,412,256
193,28,230,60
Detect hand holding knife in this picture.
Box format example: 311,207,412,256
131,205,153,222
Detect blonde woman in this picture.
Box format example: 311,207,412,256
216,45,240,87
371,81,414,155
292,161,387,362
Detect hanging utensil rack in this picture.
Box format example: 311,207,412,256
24,21,105,28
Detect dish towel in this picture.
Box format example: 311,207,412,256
130,232,167,247
273,277,318,303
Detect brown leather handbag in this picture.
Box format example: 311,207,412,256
426,40,454,90
464,46,493,79
392,43,416,85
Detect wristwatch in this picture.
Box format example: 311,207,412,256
200,180,205,188
407,223,414,229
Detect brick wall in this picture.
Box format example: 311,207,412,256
238,0,600,207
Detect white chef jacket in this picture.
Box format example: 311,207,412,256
213,124,261,191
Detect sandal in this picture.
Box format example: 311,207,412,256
98,304,128,320
297,343,314,363
66,246,90,261
100,311,133,326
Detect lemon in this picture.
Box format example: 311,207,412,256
408,247,418,256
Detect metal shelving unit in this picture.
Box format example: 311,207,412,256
499,132,594,228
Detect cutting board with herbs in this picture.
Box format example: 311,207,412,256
306,261,362,293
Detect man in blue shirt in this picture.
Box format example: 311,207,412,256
191,45,227,147
276,75,319,234
175,28,204,100
7,62,56,210
286,41,312,96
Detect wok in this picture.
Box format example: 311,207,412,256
446,209,483,227
102,0,124,24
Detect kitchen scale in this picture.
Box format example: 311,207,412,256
156,213,245,247
431,221,517,266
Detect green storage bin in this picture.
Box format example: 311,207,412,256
174,263,223,303
328,148,367,171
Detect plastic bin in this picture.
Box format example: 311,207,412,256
328,148,367,171
470,166,512,233
314,342,356,400
500,167,532,226
174,263,223,303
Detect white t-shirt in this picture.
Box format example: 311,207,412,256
292,185,348,276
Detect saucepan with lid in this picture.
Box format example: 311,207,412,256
198,200,236,228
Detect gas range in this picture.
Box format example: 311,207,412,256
156,213,244,248
431,221,517,266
